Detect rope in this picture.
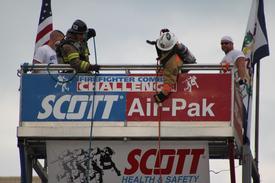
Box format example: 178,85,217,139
210,165,241,174
46,63,77,84
86,71,97,183
86,37,98,183
157,105,163,182
155,59,163,182
93,38,98,66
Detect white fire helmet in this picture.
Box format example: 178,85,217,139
157,32,178,51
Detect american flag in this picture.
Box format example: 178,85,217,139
35,0,53,51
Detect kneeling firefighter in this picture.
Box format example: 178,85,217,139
57,19,99,73
148,30,196,103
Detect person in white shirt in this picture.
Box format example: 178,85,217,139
220,35,250,83
33,30,64,73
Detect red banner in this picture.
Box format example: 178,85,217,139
126,74,231,122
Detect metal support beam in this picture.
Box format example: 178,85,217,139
242,144,252,183
33,159,48,183
228,139,236,183
252,159,260,183
18,142,27,183
24,145,33,183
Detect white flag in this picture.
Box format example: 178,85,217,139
242,0,269,144
242,0,269,65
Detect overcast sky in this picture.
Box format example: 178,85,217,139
0,0,274,182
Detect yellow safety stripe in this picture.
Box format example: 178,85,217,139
80,61,89,70
63,57,70,63
85,48,90,56
67,52,79,61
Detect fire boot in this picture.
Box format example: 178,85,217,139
154,92,168,103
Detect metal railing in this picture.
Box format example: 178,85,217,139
18,63,233,75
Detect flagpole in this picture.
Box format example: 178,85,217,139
255,62,260,170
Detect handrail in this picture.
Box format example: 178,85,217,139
19,63,233,73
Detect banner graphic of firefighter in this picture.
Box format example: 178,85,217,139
47,141,210,183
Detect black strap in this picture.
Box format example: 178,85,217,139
159,49,176,66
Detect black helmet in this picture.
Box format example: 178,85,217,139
68,19,87,34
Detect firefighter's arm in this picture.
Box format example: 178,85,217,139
63,44,91,72
236,57,250,83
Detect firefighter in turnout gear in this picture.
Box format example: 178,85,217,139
153,30,196,103
57,19,99,73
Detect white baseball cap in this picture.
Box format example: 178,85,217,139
221,36,233,43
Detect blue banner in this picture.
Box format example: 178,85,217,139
21,74,126,122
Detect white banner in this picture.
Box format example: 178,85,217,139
47,140,209,183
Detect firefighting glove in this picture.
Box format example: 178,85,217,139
146,40,156,45
86,28,96,41
154,92,168,103
89,64,100,73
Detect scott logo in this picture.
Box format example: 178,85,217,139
37,94,120,120
124,148,205,175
